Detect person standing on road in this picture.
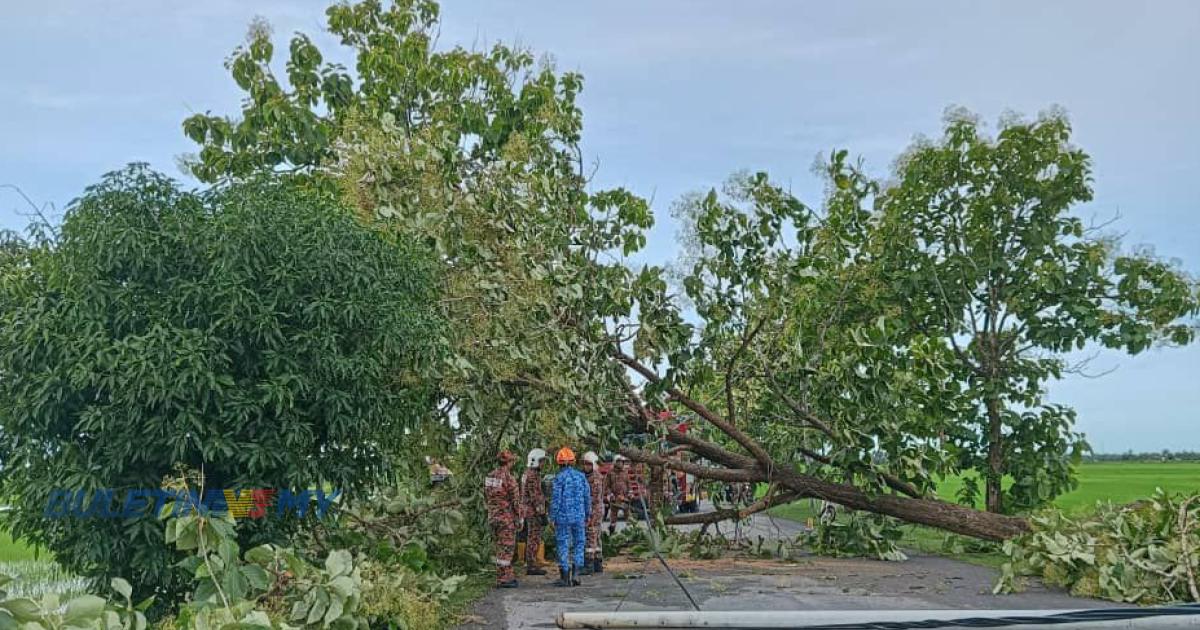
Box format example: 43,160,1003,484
580,451,605,575
629,462,647,517
606,455,630,533
484,450,521,588
550,447,590,587
520,448,548,576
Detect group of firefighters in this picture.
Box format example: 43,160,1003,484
483,446,650,588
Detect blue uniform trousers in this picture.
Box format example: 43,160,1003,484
554,519,586,571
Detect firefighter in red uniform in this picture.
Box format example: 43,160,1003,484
484,450,520,588
606,456,630,533
520,448,548,576
628,461,647,517
580,451,605,575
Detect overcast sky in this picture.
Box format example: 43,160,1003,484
1,1,1196,452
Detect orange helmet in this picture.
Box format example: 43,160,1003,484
555,447,576,465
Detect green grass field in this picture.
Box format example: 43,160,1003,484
769,461,1199,522
0,530,40,563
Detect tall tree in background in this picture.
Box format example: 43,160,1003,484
875,111,1198,513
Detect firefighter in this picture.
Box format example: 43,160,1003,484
520,448,548,576
580,451,605,575
629,461,647,518
550,447,589,587
484,450,520,588
606,455,630,533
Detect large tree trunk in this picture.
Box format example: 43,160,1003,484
608,350,1031,542
985,394,1004,514
768,468,1028,541
619,441,1030,541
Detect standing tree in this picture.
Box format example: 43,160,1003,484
875,110,1198,513
0,166,444,596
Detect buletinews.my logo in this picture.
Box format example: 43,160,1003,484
42,488,342,520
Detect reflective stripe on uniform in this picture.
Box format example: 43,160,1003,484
485,477,502,488
493,558,511,566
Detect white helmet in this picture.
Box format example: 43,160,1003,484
613,454,627,462
582,451,599,465
527,448,547,468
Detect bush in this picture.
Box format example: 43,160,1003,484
997,490,1200,603
803,512,907,562
0,165,444,599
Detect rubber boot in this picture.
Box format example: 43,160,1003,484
570,565,581,587
555,567,571,587
498,579,519,589
593,556,603,574
579,557,594,576
526,565,547,576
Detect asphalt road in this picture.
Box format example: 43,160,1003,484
455,508,1116,629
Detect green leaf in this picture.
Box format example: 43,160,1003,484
64,595,107,624
324,550,353,578
0,599,40,623
241,565,271,592
306,589,330,625
244,545,275,566
111,577,133,601
323,596,345,626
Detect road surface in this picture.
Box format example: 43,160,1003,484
456,508,1115,629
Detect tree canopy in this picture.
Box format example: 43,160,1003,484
0,166,444,594
873,111,1198,512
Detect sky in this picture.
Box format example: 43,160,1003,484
1,1,1196,452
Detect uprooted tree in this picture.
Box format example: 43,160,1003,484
183,0,1199,540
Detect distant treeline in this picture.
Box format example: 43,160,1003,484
1085,450,1200,462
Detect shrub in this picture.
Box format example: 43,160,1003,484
0,165,444,599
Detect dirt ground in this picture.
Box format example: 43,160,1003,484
454,553,1116,629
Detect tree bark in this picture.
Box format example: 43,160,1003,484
985,394,1004,514
621,444,1030,540
767,468,1028,541
610,349,1030,541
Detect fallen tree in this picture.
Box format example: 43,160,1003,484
611,351,1030,541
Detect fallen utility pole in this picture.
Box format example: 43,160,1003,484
557,607,1200,629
